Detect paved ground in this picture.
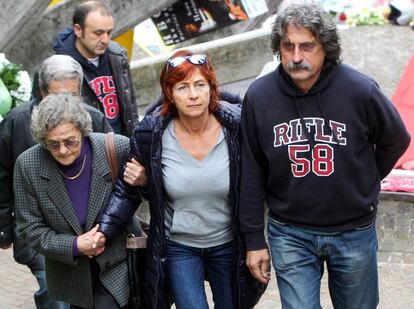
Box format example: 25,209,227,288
1,247,414,309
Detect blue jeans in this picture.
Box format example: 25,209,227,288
165,240,234,309
268,217,379,309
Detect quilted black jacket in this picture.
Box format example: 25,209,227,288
98,92,267,308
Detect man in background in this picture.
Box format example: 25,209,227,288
53,0,138,137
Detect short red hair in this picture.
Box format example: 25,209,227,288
159,50,220,116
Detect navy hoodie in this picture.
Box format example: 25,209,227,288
240,64,410,250
53,28,122,134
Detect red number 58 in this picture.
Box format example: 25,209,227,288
288,144,334,177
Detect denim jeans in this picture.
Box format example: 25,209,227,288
268,217,379,309
165,240,234,309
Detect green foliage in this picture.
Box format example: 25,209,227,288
0,63,22,95
353,12,385,26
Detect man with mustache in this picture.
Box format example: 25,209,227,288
53,1,138,137
239,3,410,309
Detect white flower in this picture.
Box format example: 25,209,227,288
0,114,3,123
0,53,10,71
9,70,32,105
0,54,32,109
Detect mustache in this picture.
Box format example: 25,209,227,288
287,62,311,71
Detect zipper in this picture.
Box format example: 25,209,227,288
151,123,165,308
233,122,243,307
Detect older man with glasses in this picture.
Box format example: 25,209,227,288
239,3,410,309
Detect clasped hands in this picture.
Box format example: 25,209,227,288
77,224,106,258
77,159,147,258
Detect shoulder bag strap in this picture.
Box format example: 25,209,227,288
105,132,119,183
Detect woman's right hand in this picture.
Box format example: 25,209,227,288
124,158,147,187
77,224,106,257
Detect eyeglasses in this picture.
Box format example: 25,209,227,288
280,40,319,54
45,136,81,152
167,54,208,69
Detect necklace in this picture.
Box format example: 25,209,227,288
60,154,87,180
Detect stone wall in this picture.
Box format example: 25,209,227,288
4,0,178,74
340,24,414,98
377,192,414,264
130,28,271,110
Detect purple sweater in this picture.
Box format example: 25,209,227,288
59,137,92,256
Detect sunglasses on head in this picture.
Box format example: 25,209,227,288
166,54,208,69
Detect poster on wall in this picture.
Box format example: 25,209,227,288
151,0,269,46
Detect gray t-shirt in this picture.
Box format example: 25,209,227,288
162,120,232,248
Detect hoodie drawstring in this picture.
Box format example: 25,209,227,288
315,92,340,146
293,95,315,149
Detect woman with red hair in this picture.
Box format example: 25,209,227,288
97,50,266,308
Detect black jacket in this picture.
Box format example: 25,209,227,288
98,92,266,308
53,28,139,137
0,98,112,264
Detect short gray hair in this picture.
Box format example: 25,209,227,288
38,55,83,95
31,94,92,144
271,3,341,70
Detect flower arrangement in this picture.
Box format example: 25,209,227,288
344,7,386,27
323,1,387,27
0,53,32,119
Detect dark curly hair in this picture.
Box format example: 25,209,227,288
271,3,341,70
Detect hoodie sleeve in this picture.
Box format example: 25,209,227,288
239,92,269,251
368,82,410,179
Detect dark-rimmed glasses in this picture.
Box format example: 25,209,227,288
45,136,81,152
167,54,208,69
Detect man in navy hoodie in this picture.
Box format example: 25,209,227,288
239,3,410,309
53,1,138,137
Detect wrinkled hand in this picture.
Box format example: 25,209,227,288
246,248,271,284
124,158,147,187
77,224,106,258
91,232,106,251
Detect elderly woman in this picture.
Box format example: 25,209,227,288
14,94,140,309
97,50,266,308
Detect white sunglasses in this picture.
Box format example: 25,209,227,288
167,54,208,69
